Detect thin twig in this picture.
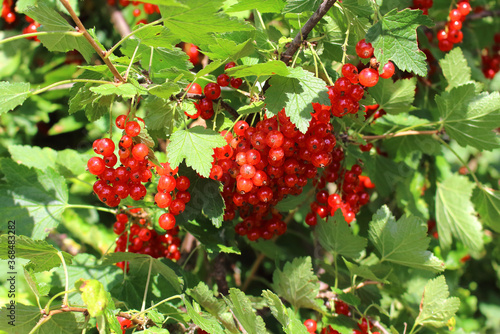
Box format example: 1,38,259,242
361,130,439,141
368,317,391,334
281,0,337,64
241,253,266,292
58,0,125,82
342,280,379,293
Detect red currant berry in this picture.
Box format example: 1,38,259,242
125,121,141,137
224,62,236,70
230,77,243,89
170,199,185,215
186,82,202,95
204,83,221,100
159,213,176,230
380,61,395,79
155,192,172,208
88,157,106,175
355,39,374,58
359,68,379,87
176,176,190,191
132,143,149,160
449,9,462,21
96,138,115,156
217,73,230,87
458,2,471,16
304,319,317,333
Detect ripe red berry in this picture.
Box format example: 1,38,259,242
96,138,115,156
355,39,374,58
88,157,106,175
133,8,141,16
230,77,243,89
125,121,141,137
449,9,462,21
359,68,379,87
304,319,317,333
132,143,149,160
169,199,185,215
341,63,359,83
438,39,454,52
224,62,236,70
448,30,463,43
204,83,221,100
159,175,176,192
186,82,202,95
5,12,15,24
458,2,471,16
176,176,191,191
380,61,395,79
159,213,176,230
437,29,448,41
217,73,230,87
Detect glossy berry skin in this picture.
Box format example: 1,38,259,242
125,121,141,137
359,68,379,87
304,319,317,333
217,73,230,87
230,77,243,89
458,2,471,16
355,39,374,58
159,213,176,230
380,61,395,79
186,82,202,95
204,83,221,100
224,62,236,70
88,157,106,175
132,143,149,160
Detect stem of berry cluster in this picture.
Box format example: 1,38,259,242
58,0,125,82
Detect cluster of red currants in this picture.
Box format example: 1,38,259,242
107,0,160,24
1,0,16,24
410,0,433,15
185,62,243,120
88,115,153,207
481,33,500,79
305,155,374,225
113,210,182,270
436,1,472,52
155,164,191,231
209,107,336,241
304,317,378,334
326,39,394,118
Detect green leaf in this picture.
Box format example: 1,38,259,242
237,101,266,115
0,159,68,240
160,0,253,46
24,267,51,298
439,47,474,91
143,96,181,138
0,235,72,272
68,72,114,122
0,304,86,334
338,0,373,40
224,288,266,334
226,60,290,77
435,174,484,257
368,206,444,272
472,187,500,233
182,218,239,255
188,282,238,332
101,252,183,293
9,145,88,177
148,82,181,99
331,288,361,307
0,81,30,114
415,276,460,327
365,8,434,76
184,298,225,333
125,0,185,6
316,210,367,259
283,0,321,13
22,3,94,62
167,126,227,177
75,279,108,317
227,0,285,13
343,259,391,284
364,154,413,197
203,37,256,61
265,67,330,133
90,83,142,98
272,257,320,311
262,290,310,334
435,84,500,150
367,77,416,114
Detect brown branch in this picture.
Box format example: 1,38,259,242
362,130,439,141
59,0,125,82
108,5,132,38
342,280,380,293
241,253,266,291
367,317,391,334
281,0,337,64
